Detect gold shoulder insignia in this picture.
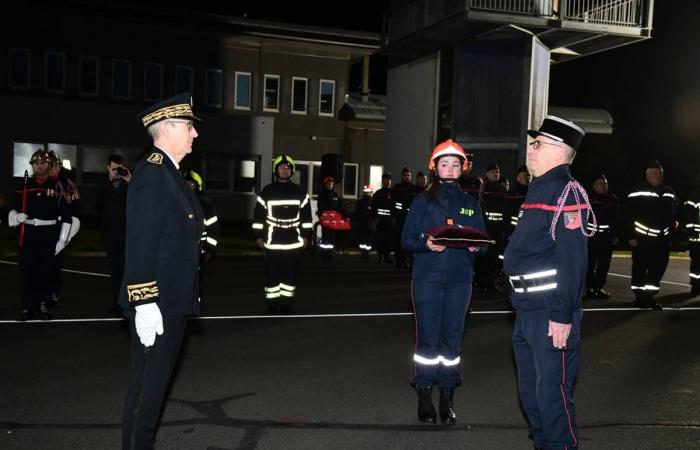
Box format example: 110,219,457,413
147,153,163,165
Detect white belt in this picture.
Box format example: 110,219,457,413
25,219,57,226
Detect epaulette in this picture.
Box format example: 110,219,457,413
147,153,163,165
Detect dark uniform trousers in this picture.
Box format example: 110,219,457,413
631,237,670,299
265,249,300,306
122,315,187,450
513,308,582,450
587,232,614,290
690,242,700,291
18,226,56,311
106,239,127,302
411,280,471,388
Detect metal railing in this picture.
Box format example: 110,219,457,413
469,0,554,16
561,0,642,27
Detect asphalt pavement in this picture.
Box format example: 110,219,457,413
1,254,699,449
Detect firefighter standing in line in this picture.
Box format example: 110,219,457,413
185,170,220,300
504,165,530,236
392,167,418,268
683,174,700,295
8,149,72,321
415,171,428,191
402,139,486,425
457,153,483,202
317,176,346,260
477,163,507,292
252,155,312,315
504,115,592,450
372,173,394,263
586,173,619,299
354,185,374,259
625,160,677,310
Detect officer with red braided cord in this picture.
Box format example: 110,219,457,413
504,115,593,450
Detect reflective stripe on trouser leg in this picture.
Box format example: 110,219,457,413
512,309,581,449
411,279,471,387
264,249,300,303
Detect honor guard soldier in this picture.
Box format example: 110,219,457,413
47,150,81,308
402,139,486,424
504,115,593,450
371,173,395,263
317,176,346,259
625,160,677,310
392,167,419,268
683,174,700,295
504,165,530,235
9,149,72,321
476,163,507,292
120,93,205,449
252,155,313,315
354,185,374,259
586,173,620,299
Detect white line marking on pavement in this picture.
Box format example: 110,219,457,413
2,307,699,324
608,272,690,287
0,260,110,278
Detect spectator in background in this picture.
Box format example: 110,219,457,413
95,154,130,315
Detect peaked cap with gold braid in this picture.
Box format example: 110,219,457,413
136,92,202,128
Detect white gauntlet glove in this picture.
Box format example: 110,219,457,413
55,222,71,255
8,210,28,227
134,303,164,347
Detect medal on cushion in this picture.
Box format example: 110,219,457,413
446,218,454,225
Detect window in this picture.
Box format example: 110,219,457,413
263,74,280,112
175,66,193,94
13,142,44,177
234,71,252,110
343,163,359,198
112,59,132,99
47,143,78,171
9,48,30,90
79,56,99,96
205,69,223,107
45,52,65,93
204,153,260,192
144,63,163,101
369,165,384,192
82,146,143,184
319,79,335,116
291,160,322,197
291,77,308,114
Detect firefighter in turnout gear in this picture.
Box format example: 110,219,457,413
504,115,592,450
317,176,346,260
625,160,677,310
253,155,313,315
392,167,419,268
586,173,619,299
683,174,700,295
9,149,72,321
371,173,394,263
402,139,486,425
476,163,507,292
354,185,374,259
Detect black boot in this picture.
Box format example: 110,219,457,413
39,302,52,321
414,385,437,423
439,387,457,424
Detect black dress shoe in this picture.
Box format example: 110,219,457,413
414,385,437,423
48,294,62,308
594,289,610,300
39,303,52,321
439,387,457,424
17,309,31,322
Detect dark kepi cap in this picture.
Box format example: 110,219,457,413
527,115,585,151
136,92,202,128
486,163,500,172
646,160,663,171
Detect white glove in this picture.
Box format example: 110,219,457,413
8,210,28,227
134,303,164,347
54,222,71,255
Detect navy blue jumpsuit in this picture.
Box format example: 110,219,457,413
402,182,486,388
504,163,589,450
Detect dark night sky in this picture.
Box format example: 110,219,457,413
126,0,698,197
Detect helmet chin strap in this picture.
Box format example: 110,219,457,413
439,177,458,183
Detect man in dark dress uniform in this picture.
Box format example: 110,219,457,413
120,93,204,450
504,115,592,450
477,163,507,292
8,150,72,321
625,160,677,310
316,176,346,260
371,173,395,263
354,185,374,259
683,174,700,295
96,154,130,314
252,155,313,315
586,173,619,299
391,167,418,268
415,171,428,191
504,165,530,236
